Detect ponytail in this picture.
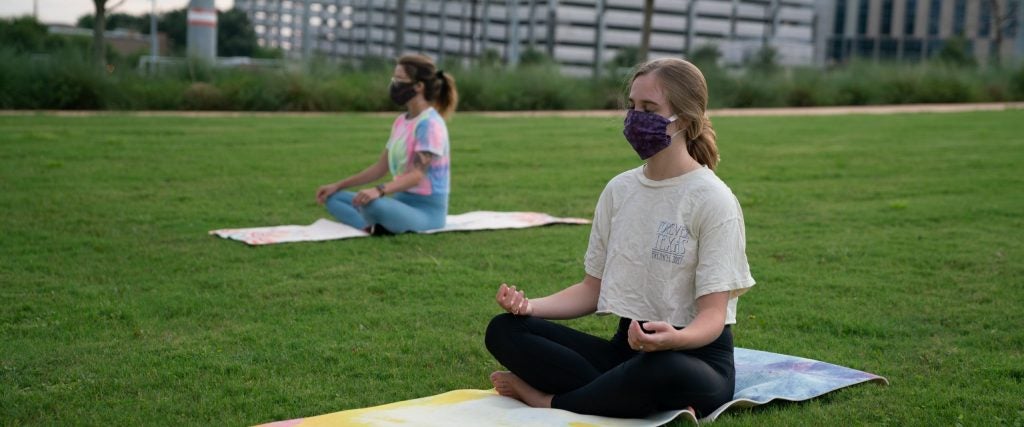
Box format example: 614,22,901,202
434,70,459,120
686,115,719,171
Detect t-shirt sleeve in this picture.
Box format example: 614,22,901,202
414,118,446,157
694,194,756,298
584,186,613,279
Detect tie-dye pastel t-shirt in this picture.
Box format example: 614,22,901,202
385,107,450,196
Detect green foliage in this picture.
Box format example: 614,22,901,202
688,44,723,71
519,47,553,66
1011,64,1024,99
1,21,1023,112
746,45,781,75
934,36,977,68
158,8,187,53
77,12,153,33
0,17,92,54
217,8,259,57
1,112,1022,425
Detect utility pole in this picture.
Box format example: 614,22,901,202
150,0,158,62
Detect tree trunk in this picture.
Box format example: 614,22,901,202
93,0,107,68
988,0,1003,66
639,0,653,61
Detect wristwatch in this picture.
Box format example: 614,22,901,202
375,184,387,197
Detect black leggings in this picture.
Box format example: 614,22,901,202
485,314,735,418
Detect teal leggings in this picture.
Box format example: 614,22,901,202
325,191,447,233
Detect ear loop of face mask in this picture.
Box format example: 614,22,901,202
666,114,686,141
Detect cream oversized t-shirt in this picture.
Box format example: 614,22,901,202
584,165,755,327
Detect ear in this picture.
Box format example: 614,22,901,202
669,118,688,136
415,81,426,94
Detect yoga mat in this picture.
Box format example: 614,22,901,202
254,348,887,426
210,211,591,246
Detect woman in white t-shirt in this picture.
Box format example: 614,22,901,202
484,58,755,418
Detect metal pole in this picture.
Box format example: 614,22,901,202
150,0,158,62
546,0,556,57
509,0,521,66
439,0,448,62
686,0,697,55
302,0,312,59
395,0,407,57
481,0,490,54
593,0,605,77
527,0,537,50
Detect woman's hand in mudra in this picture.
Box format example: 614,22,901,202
352,188,382,206
496,283,533,316
316,183,340,205
628,320,675,352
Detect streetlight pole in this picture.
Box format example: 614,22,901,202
151,0,158,62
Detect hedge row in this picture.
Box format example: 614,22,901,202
2,49,1022,111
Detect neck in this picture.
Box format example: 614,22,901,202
643,139,701,181
406,97,431,118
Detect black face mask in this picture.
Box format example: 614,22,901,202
389,81,417,105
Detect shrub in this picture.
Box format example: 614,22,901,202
181,82,227,110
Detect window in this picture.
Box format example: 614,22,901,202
834,0,847,35
928,0,941,36
857,0,870,35
904,0,917,35
979,0,992,37
903,38,923,62
880,0,894,36
879,38,898,59
856,37,875,57
953,0,966,36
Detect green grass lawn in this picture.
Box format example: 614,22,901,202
1,110,1022,426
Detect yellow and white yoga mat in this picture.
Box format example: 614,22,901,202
255,389,691,427
254,348,888,426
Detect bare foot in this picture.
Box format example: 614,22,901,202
489,371,553,408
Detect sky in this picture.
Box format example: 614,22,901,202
0,0,235,25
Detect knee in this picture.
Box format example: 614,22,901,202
326,191,354,206
484,313,520,354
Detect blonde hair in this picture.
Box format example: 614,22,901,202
628,58,719,170
398,54,459,119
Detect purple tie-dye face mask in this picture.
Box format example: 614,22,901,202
623,109,679,160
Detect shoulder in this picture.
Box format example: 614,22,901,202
605,167,642,192
415,110,447,133
691,170,743,226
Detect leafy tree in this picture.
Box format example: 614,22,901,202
77,12,149,33
935,35,977,67
747,45,780,75
519,47,552,66
689,44,722,70
0,16,48,53
217,8,258,57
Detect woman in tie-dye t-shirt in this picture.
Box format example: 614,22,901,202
316,54,457,235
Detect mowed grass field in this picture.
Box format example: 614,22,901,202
1,110,1022,426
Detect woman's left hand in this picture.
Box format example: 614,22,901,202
627,320,677,352
352,188,382,206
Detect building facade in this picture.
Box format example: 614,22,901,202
235,0,819,75
818,0,1024,64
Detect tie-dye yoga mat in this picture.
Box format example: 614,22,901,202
255,348,887,426
210,211,591,246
